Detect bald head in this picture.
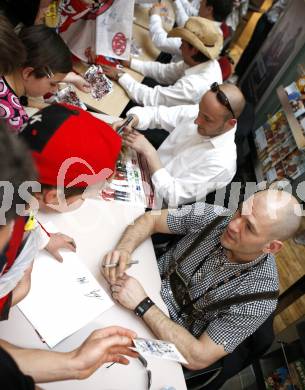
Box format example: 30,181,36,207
219,83,246,119
195,83,245,137
243,190,302,241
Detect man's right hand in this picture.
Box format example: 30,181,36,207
101,249,131,283
112,115,139,135
69,326,138,379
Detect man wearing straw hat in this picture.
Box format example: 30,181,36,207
102,17,223,107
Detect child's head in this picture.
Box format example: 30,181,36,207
18,25,72,97
0,120,36,251
21,104,122,212
0,15,26,75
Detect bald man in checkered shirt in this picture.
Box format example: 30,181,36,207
102,190,301,371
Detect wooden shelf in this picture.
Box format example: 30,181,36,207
277,86,305,150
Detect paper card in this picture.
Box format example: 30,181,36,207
133,338,188,364
18,250,113,348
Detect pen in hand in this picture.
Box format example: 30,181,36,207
102,260,139,268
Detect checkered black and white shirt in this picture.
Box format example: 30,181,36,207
158,202,279,353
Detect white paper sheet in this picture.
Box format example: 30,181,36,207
18,250,113,348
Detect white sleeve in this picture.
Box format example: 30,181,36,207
127,104,189,131
129,58,186,85
119,72,200,106
173,0,200,26
152,162,232,206
149,15,182,55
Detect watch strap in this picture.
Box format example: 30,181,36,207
134,297,154,318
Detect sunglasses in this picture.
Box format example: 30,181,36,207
210,82,235,119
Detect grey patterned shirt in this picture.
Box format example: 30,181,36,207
158,202,278,353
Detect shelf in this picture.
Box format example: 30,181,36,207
277,86,305,150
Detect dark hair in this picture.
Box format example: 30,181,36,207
18,25,72,78
207,0,233,22
40,184,85,199
0,15,26,74
187,43,210,63
0,120,37,225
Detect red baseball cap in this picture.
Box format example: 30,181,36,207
21,103,121,188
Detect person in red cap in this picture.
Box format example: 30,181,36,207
20,103,122,212
0,120,137,389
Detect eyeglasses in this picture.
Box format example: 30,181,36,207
210,82,235,119
106,354,151,390
44,66,54,79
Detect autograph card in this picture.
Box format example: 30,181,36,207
133,338,188,364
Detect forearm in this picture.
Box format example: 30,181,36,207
0,340,75,383
143,149,163,176
115,213,158,254
130,59,181,85
11,264,33,306
149,15,182,55
142,305,209,370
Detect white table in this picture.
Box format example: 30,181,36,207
0,199,186,390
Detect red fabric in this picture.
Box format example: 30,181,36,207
218,56,232,81
0,217,26,319
29,104,122,187
4,218,26,271
220,22,231,40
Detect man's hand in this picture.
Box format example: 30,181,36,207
110,274,147,311
45,233,76,262
120,60,131,68
101,65,124,81
123,130,156,156
149,3,168,17
69,326,138,379
112,115,139,134
101,249,131,283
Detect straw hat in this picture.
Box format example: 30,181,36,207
168,17,223,60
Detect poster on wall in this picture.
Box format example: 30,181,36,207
59,0,135,62
240,0,305,110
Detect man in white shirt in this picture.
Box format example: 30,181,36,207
149,0,233,60
113,83,245,207
102,17,223,107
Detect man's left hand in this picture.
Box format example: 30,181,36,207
124,130,155,156
110,274,147,310
101,65,124,81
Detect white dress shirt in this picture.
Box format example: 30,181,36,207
119,58,222,107
149,15,223,62
128,104,237,206
173,0,201,26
